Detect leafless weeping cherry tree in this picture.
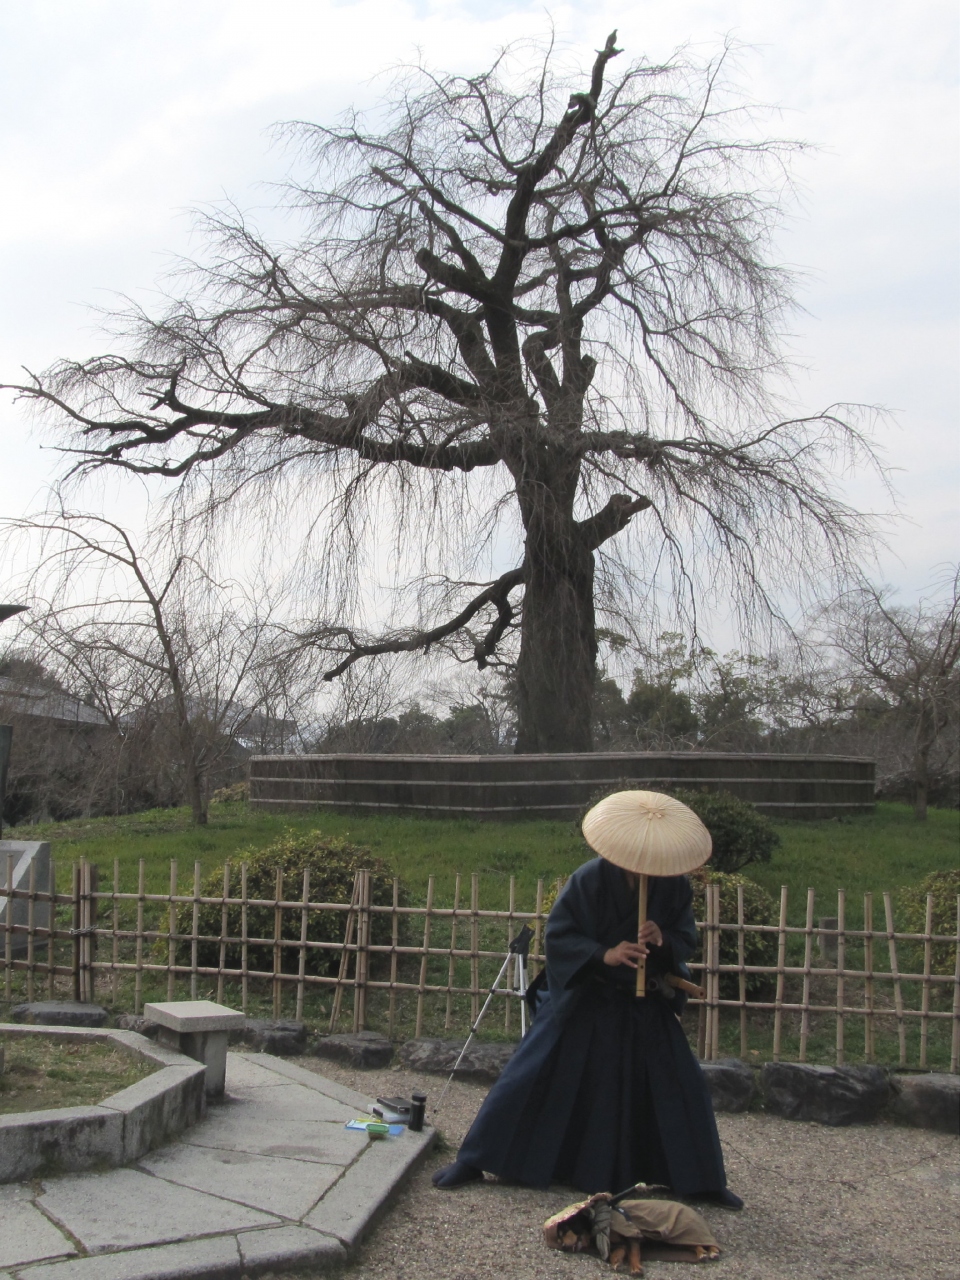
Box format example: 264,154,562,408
4,32,880,752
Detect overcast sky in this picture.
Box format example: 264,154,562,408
1,0,957,619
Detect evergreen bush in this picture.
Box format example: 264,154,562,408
667,787,780,873
186,828,404,976
896,868,959,978
690,868,778,996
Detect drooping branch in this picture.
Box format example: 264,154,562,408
320,566,525,680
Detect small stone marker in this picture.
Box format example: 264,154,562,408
0,841,51,955
143,1000,245,1098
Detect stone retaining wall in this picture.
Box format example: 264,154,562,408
250,751,875,820
0,1026,206,1182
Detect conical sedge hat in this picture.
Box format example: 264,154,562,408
582,790,711,876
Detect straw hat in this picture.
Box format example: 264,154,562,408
582,790,711,876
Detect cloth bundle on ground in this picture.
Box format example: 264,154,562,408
544,1190,720,1271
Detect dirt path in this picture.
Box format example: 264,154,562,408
279,1060,959,1280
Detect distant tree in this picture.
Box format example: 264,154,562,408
828,570,960,819
9,511,293,824
4,32,878,753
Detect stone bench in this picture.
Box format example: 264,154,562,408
143,1000,244,1098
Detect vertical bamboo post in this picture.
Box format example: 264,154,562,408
329,873,360,1033
353,870,372,1033
190,862,201,1000
470,873,480,1025
86,862,100,1004
82,861,92,1004
295,868,310,1023
217,864,229,1006
167,860,178,1001
696,884,707,1060
883,892,907,1067
71,860,81,998
415,876,435,1039
799,888,815,1063
444,874,461,1032
46,858,57,1002
635,874,649,997
26,858,36,1003
772,885,788,1063
388,877,400,1038
951,895,960,1075
919,893,933,1069
737,882,747,1059
506,876,516,1032
836,889,846,1066
134,859,145,1015
273,867,284,1020
3,850,12,1002
708,883,721,1060
240,863,249,1015
533,877,545,978
111,858,120,1005
863,892,875,1061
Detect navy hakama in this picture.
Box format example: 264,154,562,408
456,858,728,1196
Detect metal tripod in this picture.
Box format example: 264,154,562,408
433,922,534,1115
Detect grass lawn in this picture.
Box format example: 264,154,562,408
7,800,955,916
0,1034,156,1115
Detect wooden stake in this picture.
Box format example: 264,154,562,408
636,873,648,997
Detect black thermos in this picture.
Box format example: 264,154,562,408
409,1092,426,1132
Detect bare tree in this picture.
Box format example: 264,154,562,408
4,32,879,751
9,511,291,823
828,570,960,820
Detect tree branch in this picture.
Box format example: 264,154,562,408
320,566,524,679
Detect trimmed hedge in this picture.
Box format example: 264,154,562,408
896,868,960,978
187,828,404,976
667,787,781,874
690,868,778,996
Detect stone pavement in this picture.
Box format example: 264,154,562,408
0,1053,434,1279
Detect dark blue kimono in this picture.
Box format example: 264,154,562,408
456,858,727,1195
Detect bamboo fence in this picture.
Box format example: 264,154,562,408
2,853,958,1072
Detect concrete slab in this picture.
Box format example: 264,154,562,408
138,1143,343,1219
222,1079,356,1122
14,1235,241,1279
304,1124,435,1247
237,1224,346,1271
143,1002,245,1035
233,1053,371,1108
36,1168,279,1253
0,1186,74,1269
223,1054,291,1090
183,1109,368,1165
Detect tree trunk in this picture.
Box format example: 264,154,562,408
513,465,597,753
186,764,208,825
913,745,930,822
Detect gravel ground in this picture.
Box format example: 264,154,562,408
271,1058,958,1280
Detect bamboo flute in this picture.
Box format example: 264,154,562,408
636,873,649,997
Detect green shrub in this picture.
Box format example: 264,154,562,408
667,787,780,874
690,868,778,996
187,828,404,976
896,868,959,978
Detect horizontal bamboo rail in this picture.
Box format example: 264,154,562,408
2,860,958,1072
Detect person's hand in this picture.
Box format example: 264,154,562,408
639,920,663,948
603,940,647,968
602,922,663,968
